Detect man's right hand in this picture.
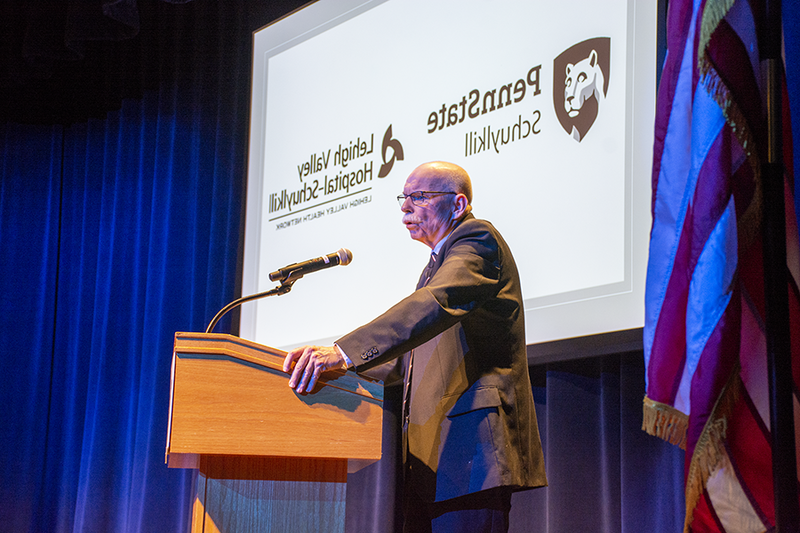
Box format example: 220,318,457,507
282,345,347,393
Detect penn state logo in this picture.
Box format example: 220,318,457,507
553,38,610,142
378,124,404,178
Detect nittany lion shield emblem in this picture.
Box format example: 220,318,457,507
553,38,611,142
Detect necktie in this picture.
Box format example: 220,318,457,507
406,252,438,434
417,252,437,289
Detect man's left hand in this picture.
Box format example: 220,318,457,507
283,345,347,393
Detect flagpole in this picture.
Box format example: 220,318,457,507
763,0,799,530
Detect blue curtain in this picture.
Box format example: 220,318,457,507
786,0,800,223
0,109,686,533
1,122,64,531
515,354,686,533
0,36,250,533
2,1,798,532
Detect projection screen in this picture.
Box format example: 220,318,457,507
240,0,657,354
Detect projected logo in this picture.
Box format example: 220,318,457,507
553,38,610,142
378,124,404,178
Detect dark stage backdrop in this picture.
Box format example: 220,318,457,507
1,1,798,532
0,52,251,533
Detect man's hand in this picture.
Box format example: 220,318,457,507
283,345,347,393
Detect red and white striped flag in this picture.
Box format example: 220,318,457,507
642,0,800,531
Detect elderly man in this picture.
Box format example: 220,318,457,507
283,161,546,533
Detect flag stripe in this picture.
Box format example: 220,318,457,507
706,453,765,533
644,0,702,373
738,288,770,426
651,0,702,209
646,82,730,409
726,389,773,527
645,0,800,530
692,487,727,532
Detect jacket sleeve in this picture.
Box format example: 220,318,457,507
336,220,502,371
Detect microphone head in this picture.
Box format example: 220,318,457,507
337,248,353,266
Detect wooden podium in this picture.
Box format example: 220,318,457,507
166,332,383,533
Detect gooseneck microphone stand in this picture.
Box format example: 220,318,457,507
204,270,303,334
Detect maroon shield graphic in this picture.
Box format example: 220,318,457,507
553,37,611,142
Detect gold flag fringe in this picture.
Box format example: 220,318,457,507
642,368,741,532
698,0,735,70
682,366,742,532
642,397,689,449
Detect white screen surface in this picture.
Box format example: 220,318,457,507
241,0,656,352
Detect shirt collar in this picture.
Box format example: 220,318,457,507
431,213,470,256
431,230,451,256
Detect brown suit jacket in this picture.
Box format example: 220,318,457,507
337,214,547,502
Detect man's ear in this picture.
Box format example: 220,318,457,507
452,193,470,219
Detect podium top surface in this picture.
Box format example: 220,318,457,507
173,332,383,402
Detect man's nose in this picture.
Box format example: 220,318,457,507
400,196,414,212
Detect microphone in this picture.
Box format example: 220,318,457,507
269,248,353,282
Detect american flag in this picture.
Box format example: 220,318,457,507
642,0,800,531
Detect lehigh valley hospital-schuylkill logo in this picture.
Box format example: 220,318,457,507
553,37,610,142
267,123,404,228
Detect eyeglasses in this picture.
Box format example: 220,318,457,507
397,191,456,207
